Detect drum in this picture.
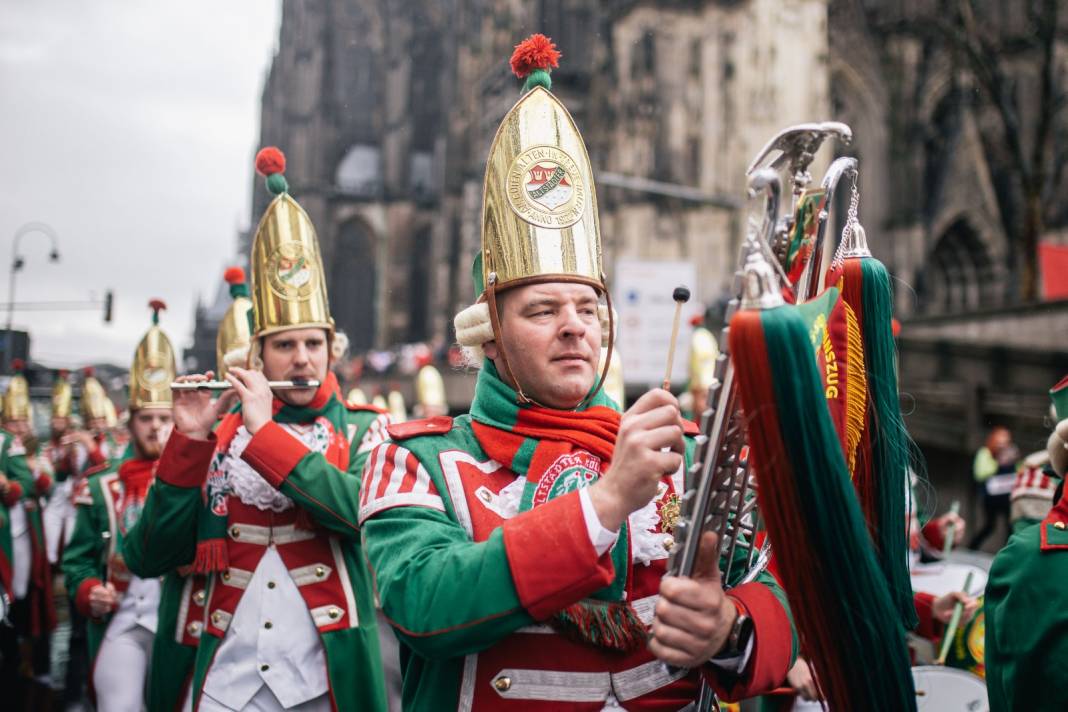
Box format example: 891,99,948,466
910,561,987,598
911,665,988,711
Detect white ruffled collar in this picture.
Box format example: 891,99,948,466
224,422,328,512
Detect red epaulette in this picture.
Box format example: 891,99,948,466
683,419,701,436
387,416,453,440
83,462,111,478
345,400,388,414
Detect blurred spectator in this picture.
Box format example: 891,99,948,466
968,426,1019,550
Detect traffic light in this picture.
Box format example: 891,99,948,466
103,290,114,323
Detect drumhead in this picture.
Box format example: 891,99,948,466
912,665,988,712
910,562,988,598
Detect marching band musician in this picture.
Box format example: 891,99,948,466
413,365,449,419
359,35,796,711
0,367,57,708
985,376,1068,712
1,361,56,708
122,148,391,711
61,300,176,711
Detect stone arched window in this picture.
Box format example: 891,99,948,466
336,144,382,198
331,219,377,351
922,218,997,314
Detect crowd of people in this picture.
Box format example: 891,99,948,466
1,33,1065,712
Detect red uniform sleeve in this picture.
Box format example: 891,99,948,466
240,421,310,488
913,591,943,642
156,430,217,488
501,492,615,620
3,481,23,507
921,519,946,554
701,581,794,700
74,577,104,618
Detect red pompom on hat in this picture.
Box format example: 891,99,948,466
58,369,70,378
510,33,561,79
82,366,95,377
149,298,167,312
11,358,25,371
689,314,704,327
224,266,246,285
255,147,286,177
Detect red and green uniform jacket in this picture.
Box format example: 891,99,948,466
1,429,56,634
985,491,1068,711
42,436,75,483
122,377,391,712
0,429,34,597
360,365,797,711
61,453,207,711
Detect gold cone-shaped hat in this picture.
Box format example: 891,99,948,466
3,367,31,422
80,370,110,422
129,300,177,411
479,36,602,295
689,326,719,392
250,148,333,339
346,387,368,406
52,371,73,418
216,267,253,378
416,365,446,410
387,391,407,423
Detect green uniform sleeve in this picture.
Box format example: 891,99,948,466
123,480,200,577
362,504,534,660
122,430,214,578
985,524,1068,712
62,485,105,613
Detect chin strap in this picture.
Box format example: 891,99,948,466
577,281,615,411
486,273,533,405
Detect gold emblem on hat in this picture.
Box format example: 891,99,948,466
506,145,587,229
267,242,318,300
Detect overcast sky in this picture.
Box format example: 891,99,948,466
0,1,281,368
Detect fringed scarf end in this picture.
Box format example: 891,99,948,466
551,600,647,653
192,538,228,574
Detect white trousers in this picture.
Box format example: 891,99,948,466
93,624,153,712
198,686,331,711
11,510,31,599
43,479,76,564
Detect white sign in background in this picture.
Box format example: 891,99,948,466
613,259,703,386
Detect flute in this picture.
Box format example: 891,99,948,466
170,379,320,391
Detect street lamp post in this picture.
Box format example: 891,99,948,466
5,222,61,371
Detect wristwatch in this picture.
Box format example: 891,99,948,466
715,608,754,660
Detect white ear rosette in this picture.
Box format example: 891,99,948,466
222,346,250,370
454,302,493,366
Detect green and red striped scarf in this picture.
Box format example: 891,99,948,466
469,362,647,651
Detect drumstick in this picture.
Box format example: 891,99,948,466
941,500,961,559
661,286,691,390
935,570,974,665
171,379,320,392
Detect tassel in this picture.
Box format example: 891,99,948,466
832,257,917,629
551,600,646,653
858,257,917,629
192,538,228,574
731,306,916,712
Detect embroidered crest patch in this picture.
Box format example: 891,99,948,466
532,451,601,507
